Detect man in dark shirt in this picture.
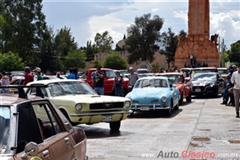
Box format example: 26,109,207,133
92,66,105,95
24,67,34,85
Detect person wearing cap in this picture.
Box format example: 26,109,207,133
24,66,34,85
231,64,240,118
33,67,43,81
128,67,138,91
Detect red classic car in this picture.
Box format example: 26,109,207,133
85,68,129,95
157,72,192,105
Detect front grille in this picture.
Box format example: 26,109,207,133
90,102,124,110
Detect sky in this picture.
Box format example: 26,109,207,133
42,0,240,49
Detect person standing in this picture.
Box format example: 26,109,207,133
92,66,105,95
1,72,10,93
33,67,43,81
128,67,138,91
231,65,240,118
114,71,123,96
24,66,34,85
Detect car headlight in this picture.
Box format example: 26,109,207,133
75,104,82,111
124,101,131,108
161,96,167,103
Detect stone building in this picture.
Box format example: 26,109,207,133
175,0,220,68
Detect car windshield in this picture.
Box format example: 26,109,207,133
105,70,116,78
192,73,216,81
0,106,12,155
137,70,148,74
134,79,168,88
48,81,97,97
218,69,227,75
165,75,182,84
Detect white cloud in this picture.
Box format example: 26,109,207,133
210,10,240,47
88,14,129,45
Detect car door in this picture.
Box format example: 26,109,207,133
15,101,76,160
31,101,76,160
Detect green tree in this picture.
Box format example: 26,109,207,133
0,52,24,71
94,31,113,52
159,28,178,69
229,40,240,64
104,51,127,69
85,41,97,61
126,13,163,63
54,26,77,57
1,0,47,65
64,50,86,69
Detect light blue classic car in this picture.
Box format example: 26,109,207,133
126,76,180,115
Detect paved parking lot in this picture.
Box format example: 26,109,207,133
78,97,240,160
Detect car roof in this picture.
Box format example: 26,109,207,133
138,76,168,80
27,79,83,86
157,72,182,76
0,95,44,106
87,68,112,71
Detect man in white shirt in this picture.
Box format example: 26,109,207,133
231,65,240,118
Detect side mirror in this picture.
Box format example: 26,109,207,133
24,142,39,156
170,84,173,88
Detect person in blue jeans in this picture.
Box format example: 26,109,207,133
221,75,233,105
114,71,123,96
92,66,105,95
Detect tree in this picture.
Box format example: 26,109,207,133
54,26,77,57
1,0,47,65
0,52,24,71
64,50,86,69
229,40,240,64
85,41,97,61
94,31,113,52
126,13,163,64
104,51,127,69
159,28,178,69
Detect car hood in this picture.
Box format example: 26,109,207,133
126,88,170,99
192,78,215,86
51,94,130,104
0,156,13,160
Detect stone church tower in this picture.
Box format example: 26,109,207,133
175,0,219,68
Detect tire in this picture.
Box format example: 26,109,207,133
186,93,192,103
167,100,173,116
110,121,121,132
174,102,179,110
179,94,183,105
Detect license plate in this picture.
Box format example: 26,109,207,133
141,106,150,111
103,115,112,122
195,88,201,92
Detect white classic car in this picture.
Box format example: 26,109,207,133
27,79,131,132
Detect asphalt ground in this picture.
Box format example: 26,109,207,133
78,97,240,160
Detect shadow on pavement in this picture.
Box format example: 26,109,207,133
75,125,132,139
192,94,222,99
128,108,183,119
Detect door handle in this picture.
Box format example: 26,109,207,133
42,149,49,158
64,137,70,144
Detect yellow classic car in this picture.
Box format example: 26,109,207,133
27,79,131,132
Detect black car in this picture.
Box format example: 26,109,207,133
191,72,224,97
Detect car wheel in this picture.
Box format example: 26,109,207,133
110,121,121,132
186,93,192,103
174,102,179,110
167,100,173,116
179,95,183,105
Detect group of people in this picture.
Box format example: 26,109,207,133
92,66,139,96
221,65,240,118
